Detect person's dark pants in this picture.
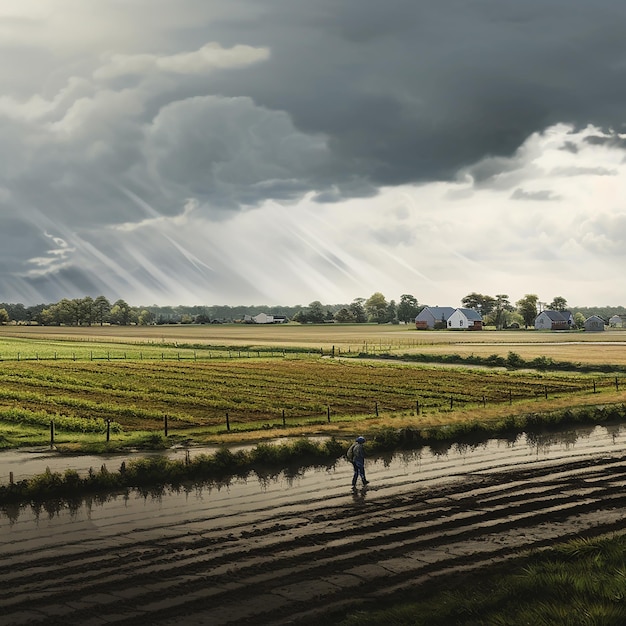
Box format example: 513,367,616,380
352,460,366,487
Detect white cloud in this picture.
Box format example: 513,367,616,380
94,43,270,80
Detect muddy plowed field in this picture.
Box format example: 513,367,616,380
3,448,626,625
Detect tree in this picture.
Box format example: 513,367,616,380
348,298,367,323
292,310,308,324
138,310,155,325
80,296,94,326
0,308,9,324
308,301,325,324
365,292,388,323
397,294,420,323
110,299,132,325
386,300,397,324
462,293,496,316
492,294,514,330
93,296,111,326
516,294,539,329
549,296,568,311
574,312,585,329
334,307,355,323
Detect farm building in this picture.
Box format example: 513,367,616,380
534,310,573,331
243,313,288,324
415,306,482,330
609,315,626,328
447,308,483,330
415,306,456,330
584,315,605,332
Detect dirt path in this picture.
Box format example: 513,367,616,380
3,450,626,625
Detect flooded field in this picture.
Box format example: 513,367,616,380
3,424,626,624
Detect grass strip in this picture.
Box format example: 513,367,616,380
361,350,626,373
3,402,626,506
339,534,626,626
0,437,345,507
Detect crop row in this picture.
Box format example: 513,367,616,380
0,407,121,433
0,358,613,435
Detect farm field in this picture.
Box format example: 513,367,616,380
3,325,626,624
1,324,626,449
0,357,614,444
2,323,626,364
4,432,626,625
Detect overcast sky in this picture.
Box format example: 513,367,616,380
2,1,626,308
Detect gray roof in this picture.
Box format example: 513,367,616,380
457,307,483,321
415,306,456,322
540,310,568,322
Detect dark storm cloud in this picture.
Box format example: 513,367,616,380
3,0,626,305
202,0,626,193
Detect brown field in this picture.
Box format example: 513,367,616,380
1,324,626,365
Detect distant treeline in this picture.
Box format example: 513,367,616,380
0,297,347,326
0,296,624,327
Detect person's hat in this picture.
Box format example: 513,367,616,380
356,436,365,443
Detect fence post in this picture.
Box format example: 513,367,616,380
544,385,548,400
450,396,453,409
482,395,486,407
416,400,420,415
282,409,286,427
375,402,379,417
164,415,168,437
106,419,111,442
9,471,13,485
327,405,331,423
616,377,619,391
593,381,597,393
509,389,512,405
226,412,230,431
50,420,55,448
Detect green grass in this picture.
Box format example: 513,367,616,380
338,534,626,626
0,437,345,506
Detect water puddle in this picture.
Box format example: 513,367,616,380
1,423,626,529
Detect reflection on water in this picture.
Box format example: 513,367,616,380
2,423,626,525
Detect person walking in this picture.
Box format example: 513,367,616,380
347,435,369,488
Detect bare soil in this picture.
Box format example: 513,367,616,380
3,438,626,626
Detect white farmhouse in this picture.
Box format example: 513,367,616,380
447,308,483,330
243,313,288,324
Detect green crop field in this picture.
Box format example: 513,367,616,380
0,324,625,449
0,355,615,435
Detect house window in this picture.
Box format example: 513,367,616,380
460,320,463,326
